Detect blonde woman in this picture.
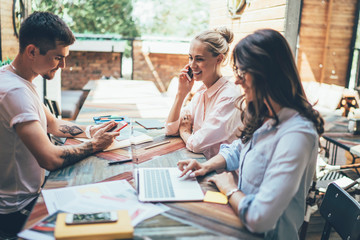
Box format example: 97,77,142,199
166,27,241,159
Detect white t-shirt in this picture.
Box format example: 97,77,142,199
0,66,46,214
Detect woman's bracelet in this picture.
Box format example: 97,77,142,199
226,188,240,199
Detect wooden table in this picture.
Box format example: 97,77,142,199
24,80,262,239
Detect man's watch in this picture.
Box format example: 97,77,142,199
226,188,239,199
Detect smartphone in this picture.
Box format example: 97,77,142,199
65,211,118,225
108,120,128,132
186,67,193,81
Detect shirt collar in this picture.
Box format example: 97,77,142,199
266,107,298,128
201,76,228,98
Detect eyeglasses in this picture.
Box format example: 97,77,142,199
233,66,246,83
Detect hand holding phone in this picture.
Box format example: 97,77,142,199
65,211,118,225
108,120,128,132
186,67,193,82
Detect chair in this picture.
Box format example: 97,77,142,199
319,182,360,240
44,97,55,116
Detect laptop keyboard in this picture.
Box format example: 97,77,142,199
144,168,175,199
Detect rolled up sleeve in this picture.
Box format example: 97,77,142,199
165,102,192,136
219,138,242,171
165,118,180,136
1,88,40,128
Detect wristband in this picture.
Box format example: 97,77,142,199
85,125,93,139
226,188,239,199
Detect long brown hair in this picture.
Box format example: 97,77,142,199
232,29,324,143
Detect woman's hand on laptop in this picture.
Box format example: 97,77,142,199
177,159,207,178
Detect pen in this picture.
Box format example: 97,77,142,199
94,115,111,119
108,159,132,165
144,140,171,150
98,119,124,123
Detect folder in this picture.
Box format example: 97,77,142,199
54,210,133,240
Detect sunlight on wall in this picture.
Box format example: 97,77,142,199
299,51,316,82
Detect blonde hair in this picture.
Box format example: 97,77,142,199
194,26,234,63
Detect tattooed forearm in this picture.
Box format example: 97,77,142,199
60,142,93,168
59,125,83,136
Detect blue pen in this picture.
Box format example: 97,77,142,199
108,159,132,165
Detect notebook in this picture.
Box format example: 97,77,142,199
54,210,133,240
135,119,164,129
137,167,204,202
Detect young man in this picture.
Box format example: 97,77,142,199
0,12,118,237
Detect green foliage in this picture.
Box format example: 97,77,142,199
33,0,139,37
133,0,209,38
0,58,12,66
33,0,209,39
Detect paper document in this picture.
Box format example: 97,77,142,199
41,180,167,226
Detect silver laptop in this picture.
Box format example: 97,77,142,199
137,167,204,202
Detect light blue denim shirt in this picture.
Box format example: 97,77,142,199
219,108,318,240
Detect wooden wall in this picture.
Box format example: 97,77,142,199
0,0,31,61
209,0,287,50
209,0,358,87
297,0,358,86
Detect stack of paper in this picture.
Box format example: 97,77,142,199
19,180,168,240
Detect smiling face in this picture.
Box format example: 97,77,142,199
188,39,222,87
234,62,253,102
32,42,69,80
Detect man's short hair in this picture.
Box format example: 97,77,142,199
19,11,75,55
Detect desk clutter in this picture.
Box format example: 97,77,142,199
18,210,134,240
76,127,154,152
88,115,166,151
19,180,167,240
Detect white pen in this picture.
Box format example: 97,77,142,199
144,140,171,150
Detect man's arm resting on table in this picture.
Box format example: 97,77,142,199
44,105,116,139
44,105,88,138
15,120,118,171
